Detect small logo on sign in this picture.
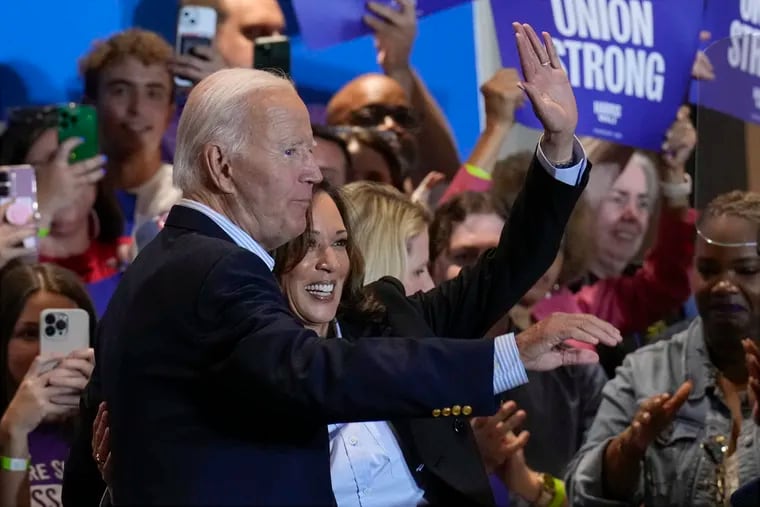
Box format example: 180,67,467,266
753,88,760,110
593,101,623,126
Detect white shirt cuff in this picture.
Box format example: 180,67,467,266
535,135,588,186
492,332,528,394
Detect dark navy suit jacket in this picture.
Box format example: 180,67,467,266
67,203,504,506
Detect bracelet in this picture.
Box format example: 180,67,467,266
532,473,566,507
0,456,29,471
37,226,50,239
660,173,692,200
464,164,492,181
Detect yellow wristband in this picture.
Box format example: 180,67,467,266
548,478,566,507
464,164,492,181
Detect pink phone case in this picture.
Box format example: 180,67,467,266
0,165,38,251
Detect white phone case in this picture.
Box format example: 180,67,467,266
39,309,90,356
175,5,218,88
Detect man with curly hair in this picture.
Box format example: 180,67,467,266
79,28,182,236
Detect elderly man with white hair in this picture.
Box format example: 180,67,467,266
60,24,618,506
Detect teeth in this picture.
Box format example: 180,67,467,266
305,283,335,295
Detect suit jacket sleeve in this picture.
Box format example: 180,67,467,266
198,250,499,423
62,367,106,506
410,154,589,339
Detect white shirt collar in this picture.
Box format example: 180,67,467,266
176,198,275,271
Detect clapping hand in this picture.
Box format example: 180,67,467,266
512,22,578,163
618,380,693,457
516,313,622,371
470,401,529,473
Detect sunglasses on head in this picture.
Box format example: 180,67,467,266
349,104,419,131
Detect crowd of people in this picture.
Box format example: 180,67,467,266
1,1,760,506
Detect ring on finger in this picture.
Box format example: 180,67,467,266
95,453,103,465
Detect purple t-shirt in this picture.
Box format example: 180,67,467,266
28,424,69,507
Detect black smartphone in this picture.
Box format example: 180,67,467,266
254,35,291,77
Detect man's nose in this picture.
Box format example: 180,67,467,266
712,277,741,294
304,152,323,184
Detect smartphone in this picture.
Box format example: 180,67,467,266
175,5,218,88
39,309,90,356
0,165,38,251
57,103,99,163
254,35,290,77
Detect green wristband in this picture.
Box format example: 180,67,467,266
1,456,29,471
37,226,50,239
464,164,492,181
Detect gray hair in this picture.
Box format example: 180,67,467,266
173,68,293,193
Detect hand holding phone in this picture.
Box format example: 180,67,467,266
34,138,105,224
173,5,219,87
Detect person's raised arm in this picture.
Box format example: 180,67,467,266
409,23,587,339
437,68,525,204
365,0,461,178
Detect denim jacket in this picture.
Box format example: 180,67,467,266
566,318,760,506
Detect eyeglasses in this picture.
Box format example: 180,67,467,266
348,104,420,131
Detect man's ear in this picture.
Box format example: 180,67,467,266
202,143,236,194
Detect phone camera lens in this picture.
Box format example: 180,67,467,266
44,314,55,325
190,18,196,24
55,319,66,331
45,326,55,337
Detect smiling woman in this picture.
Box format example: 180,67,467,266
274,181,371,337
566,191,760,506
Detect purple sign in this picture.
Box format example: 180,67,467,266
492,0,703,150
697,1,760,124
292,0,470,49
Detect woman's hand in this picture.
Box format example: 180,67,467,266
0,202,36,269
35,138,105,222
512,22,578,164
47,348,95,404
471,401,529,473
0,356,80,438
92,402,112,486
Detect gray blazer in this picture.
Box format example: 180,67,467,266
566,319,760,506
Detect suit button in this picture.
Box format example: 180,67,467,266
442,407,451,417
462,405,473,416
432,409,441,417
452,405,462,416
453,419,466,433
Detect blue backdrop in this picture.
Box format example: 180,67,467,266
0,0,480,158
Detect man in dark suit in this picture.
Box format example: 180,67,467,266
63,23,620,506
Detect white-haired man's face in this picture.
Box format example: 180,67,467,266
221,87,322,249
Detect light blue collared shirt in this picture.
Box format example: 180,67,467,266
176,198,275,270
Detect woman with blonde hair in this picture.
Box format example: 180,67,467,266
342,181,434,296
